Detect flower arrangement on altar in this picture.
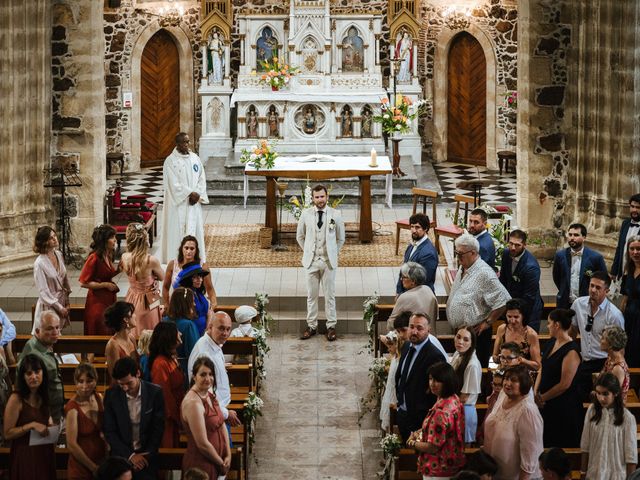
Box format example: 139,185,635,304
258,56,300,91
505,91,518,109
285,179,345,220
240,139,278,170
373,94,428,135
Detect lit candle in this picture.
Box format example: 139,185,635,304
370,148,378,167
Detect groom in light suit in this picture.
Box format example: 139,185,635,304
297,184,345,341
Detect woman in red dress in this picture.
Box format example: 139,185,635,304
3,354,56,480
104,301,139,382
65,363,106,479
181,357,231,479
79,225,119,335
150,321,185,448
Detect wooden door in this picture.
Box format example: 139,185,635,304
141,29,180,167
447,32,486,165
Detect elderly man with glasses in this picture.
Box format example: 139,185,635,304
569,270,624,401
446,234,511,366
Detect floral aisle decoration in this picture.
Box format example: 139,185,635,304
243,391,264,451
258,56,300,91
373,95,428,135
362,293,380,354
285,178,345,220
358,356,390,424
240,139,278,170
378,433,403,480
253,293,272,385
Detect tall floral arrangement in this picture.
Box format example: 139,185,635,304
258,56,300,91
240,139,278,170
373,95,428,135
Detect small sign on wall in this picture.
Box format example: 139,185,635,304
123,91,133,108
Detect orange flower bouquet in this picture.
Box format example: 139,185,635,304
240,139,278,170
258,57,300,91
373,94,428,135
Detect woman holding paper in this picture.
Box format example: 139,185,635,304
3,354,56,479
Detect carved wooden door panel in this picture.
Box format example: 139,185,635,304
141,29,180,167
447,32,486,166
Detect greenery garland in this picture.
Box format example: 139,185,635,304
378,433,403,480
358,356,389,425
253,292,272,388
243,391,264,452
362,292,380,354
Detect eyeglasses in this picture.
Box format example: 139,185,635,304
454,250,472,257
498,354,518,360
585,315,594,332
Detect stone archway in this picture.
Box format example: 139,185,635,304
130,22,195,171
432,24,498,170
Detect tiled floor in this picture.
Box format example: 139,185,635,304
433,162,517,205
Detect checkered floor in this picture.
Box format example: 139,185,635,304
433,162,517,206
110,167,164,204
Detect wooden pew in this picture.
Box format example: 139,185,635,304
0,446,245,479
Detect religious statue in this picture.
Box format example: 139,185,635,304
361,106,373,138
207,29,224,85
247,108,258,138
207,97,223,133
342,27,364,72
268,106,279,137
394,31,413,83
257,26,278,70
341,107,353,137
303,107,316,134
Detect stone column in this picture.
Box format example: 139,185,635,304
0,0,52,274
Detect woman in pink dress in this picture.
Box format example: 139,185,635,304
120,223,164,338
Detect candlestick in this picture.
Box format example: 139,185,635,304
369,148,378,167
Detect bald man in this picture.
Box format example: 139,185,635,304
187,311,241,426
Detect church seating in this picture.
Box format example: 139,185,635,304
394,188,439,255
104,184,157,249
433,193,475,257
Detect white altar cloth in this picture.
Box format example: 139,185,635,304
230,90,386,106
243,155,394,209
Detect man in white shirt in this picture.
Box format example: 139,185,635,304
188,311,241,426
570,271,625,401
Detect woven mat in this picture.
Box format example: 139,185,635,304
204,223,407,268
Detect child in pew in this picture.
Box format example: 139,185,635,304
225,305,259,364
580,372,637,480
451,326,482,446
539,448,571,480
476,369,504,444
137,329,153,381
464,449,498,480
183,467,210,479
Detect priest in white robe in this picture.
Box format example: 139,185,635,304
161,132,209,264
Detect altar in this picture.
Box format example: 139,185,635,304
244,155,392,244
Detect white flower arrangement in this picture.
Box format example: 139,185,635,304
243,391,264,451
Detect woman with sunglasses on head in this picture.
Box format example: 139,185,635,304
492,299,541,371
534,308,582,448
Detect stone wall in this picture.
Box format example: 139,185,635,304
0,0,53,275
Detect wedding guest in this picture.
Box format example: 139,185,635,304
121,223,164,338
181,357,231,479
165,287,199,377
621,235,640,367
149,321,185,448
476,369,504,445
407,362,465,479
4,354,55,480
580,373,637,480
534,308,582,448
396,213,439,294
0,308,17,364
104,356,164,480
18,311,64,422
600,326,630,402
0,320,12,444
447,234,511,367
539,448,571,480
163,235,217,314
137,329,153,382
467,208,496,269
497,342,522,371
177,262,211,336
465,450,499,480
104,301,138,380
32,225,71,333
484,365,543,480
611,193,640,279
79,224,119,335
183,467,210,480
552,223,607,309
388,262,438,330
379,327,405,432
492,299,541,371
230,305,259,338
95,457,133,480
65,363,106,479
451,326,481,445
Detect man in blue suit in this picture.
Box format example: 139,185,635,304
499,229,544,331
468,208,496,270
553,223,607,309
611,193,640,278
396,213,439,294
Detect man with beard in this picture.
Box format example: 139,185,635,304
394,312,446,441
297,184,345,341
611,193,640,279
396,213,438,295
553,223,607,309
467,208,496,270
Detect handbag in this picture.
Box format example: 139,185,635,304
145,286,161,310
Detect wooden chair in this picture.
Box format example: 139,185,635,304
433,193,475,256
395,188,439,255
104,185,157,250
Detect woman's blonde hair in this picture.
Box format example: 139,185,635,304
137,329,154,356
125,223,149,275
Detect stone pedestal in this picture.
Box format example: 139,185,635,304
199,80,234,165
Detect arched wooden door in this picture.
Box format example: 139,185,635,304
447,32,486,165
141,29,180,167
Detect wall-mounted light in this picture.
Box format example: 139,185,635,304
135,1,186,28
442,5,473,30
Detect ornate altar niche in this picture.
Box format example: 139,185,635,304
231,0,387,156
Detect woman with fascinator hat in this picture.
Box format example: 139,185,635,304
176,262,211,336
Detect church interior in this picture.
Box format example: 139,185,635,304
1,0,639,478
